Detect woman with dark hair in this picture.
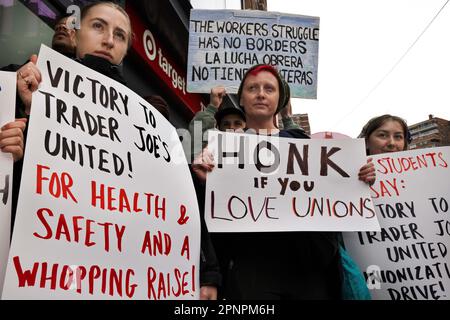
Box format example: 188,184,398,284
358,114,410,155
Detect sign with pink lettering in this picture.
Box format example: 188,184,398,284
2,45,200,300
205,131,380,232
344,147,450,300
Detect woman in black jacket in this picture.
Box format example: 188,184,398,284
192,64,376,299
11,1,221,300
9,1,131,240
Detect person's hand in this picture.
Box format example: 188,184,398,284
210,86,226,109
17,54,42,114
192,147,215,184
200,285,218,300
358,157,376,185
0,118,27,162
279,99,292,119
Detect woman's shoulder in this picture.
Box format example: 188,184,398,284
279,128,310,139
76,55,126,85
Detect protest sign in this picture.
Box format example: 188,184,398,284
343,147,450,300
204,131,380,232
187,9,319,98
2,45,200,300
0,70,16,297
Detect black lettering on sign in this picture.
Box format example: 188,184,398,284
217,134,245,169
375,202,416,219
191,66,209,81
387,282,446,300
429,197,449,214
46,60,129,116
0,174,10,205
198,36,220,49
191,20,215,33
133,125,171,163
358,223,424,245
40,90,122,143
254,141,280,174
320,147,349,177
286,143,308,175
44,130,133,178
386,242,447,262
434,219,450,237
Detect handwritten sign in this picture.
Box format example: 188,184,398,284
187,9,319,98
0,70,16,297
2,45,200,300
204,131,380,232
343,147,450,300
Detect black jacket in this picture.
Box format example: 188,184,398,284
75,54,126,85
191,169,223,288
209,129,342,299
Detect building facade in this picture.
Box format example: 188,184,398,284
278,113,311,135
242,0,267,10
408,115,450,150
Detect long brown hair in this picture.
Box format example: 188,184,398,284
359,114,410,154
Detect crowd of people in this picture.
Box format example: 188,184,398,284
0,1,421,300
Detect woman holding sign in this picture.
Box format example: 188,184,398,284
192,64,376,299
10,1,220,300
9,1,133,240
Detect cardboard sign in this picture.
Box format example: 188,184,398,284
187,9,319,98
0,70,16,297
205,131,380,232
344,147,450,300
2,45,200,300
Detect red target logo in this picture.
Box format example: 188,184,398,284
143,30,157,61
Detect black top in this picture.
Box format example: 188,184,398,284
75,54,126,85
210,129,342,299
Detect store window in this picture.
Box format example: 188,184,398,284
0,0,54,66
0,0,124,67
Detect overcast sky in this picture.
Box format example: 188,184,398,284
191,0,450,137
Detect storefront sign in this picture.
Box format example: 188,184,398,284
127,4,204,116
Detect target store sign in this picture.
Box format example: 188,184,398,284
142,30,187,96
127,4,203,115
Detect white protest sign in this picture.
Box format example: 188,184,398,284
0,70,16,297
343,147,450,300
205,131,380,232
187,9,319,98
2,45,200,300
